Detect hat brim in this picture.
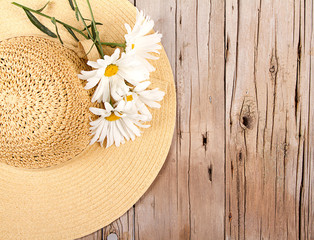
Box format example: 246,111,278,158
0,0,176,239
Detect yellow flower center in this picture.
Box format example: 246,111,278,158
131,44,135,49
104,64,119,77
126,95,133,101
105,113,121,121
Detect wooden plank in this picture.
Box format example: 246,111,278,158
188,0,225,238
299,0,314,239
225,0,313,239
133,0,225,239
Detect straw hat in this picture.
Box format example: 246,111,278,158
0,0,175,239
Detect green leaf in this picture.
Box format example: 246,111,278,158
68,0,75,10
91,24,96,39
23,8,57,38
75,7,79,21
37,1,50,12
64,25,79,41
51,17,63,44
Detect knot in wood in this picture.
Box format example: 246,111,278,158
269,65,276,73
269,51,278,79
239,98,256,130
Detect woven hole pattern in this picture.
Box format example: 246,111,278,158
0,36,92,169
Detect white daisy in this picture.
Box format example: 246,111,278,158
89,101,150,148
122,81,165,121
78,48,150,103
124,10,162,72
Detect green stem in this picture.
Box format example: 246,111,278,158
86,0,104,58
100,42,126,49
12,2,89,39
72,0,102,58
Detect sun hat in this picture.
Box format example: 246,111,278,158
0,0,175,239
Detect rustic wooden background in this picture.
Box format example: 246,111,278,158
78,0,313,239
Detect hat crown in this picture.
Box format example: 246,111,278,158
0,36,91,168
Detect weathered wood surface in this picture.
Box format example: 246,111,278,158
79,0,313,239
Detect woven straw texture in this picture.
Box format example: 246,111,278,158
0,0,176,239
0,37,92,168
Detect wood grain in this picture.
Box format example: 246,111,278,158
78,0,313,239
225,0,313,239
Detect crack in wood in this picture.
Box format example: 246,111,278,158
295,109,303,239
295,9,302,125
230,160,234,180
202,132,208,150
298,137,305,240
238,151,242,162
254,0,262,152
179,51,182,65
208,164,213,182
269,35,278,153
225,35,230,61
228,212,232,222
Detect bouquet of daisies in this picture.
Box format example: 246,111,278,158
13,0,165,148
